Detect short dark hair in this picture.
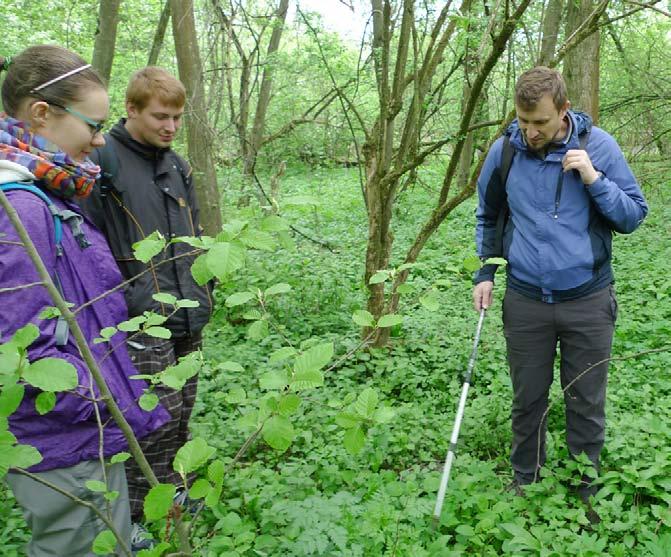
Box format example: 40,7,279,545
126,67,186,111
515,66,568,111
0,45,104,117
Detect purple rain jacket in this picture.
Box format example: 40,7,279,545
0,165,170,472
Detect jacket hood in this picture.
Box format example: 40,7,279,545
506,110,593,151
0,159,35,184
110,118,171,161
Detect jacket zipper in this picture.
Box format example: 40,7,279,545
553,168,564,219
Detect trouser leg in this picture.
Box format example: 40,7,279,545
6,461,130,557
125,333,201,522
503,288,558,484
558,286,616,493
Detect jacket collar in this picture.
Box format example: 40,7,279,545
506,109,593,153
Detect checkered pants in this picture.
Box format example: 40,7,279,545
125,332,201,522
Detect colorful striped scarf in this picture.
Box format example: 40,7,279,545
0,115,99,198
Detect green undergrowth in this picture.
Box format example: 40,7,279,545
2,164,669,555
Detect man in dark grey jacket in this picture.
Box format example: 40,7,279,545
82,67,213,540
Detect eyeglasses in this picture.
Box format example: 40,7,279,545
49,102,106,136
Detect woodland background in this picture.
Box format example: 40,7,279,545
1,1,671,555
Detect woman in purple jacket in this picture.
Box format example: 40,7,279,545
0,46,169,556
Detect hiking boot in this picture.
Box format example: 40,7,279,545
174,489,200,515
130,522,155,553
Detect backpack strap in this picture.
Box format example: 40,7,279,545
0,182,91,346
493,136,514,257
94,138,119,198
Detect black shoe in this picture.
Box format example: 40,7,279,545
505,480,526,498
130,522,155,553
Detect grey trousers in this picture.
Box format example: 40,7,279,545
502,285,617,485
6,461,131,557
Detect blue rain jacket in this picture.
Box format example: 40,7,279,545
475,111,648,301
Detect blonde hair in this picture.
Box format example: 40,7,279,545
125,66,186,110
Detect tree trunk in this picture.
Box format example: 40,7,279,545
148,0,171,66
91,0,122,84
539,0,563,65
242,0,290,178
563,0,600,122
171,0,222,235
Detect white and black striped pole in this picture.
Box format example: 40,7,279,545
433,308,487,523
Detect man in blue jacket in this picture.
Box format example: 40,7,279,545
472,67,648,503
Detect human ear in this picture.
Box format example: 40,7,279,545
26,100,51,130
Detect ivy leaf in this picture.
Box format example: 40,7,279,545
343,426,366,455
265,283,292,296
377,314,403,328
23,358,78,392
144,327,172,339
92,529,117,555
294,342,333,374
0,383,24,418
206,242,245,279
35,391,55,415
144,483,177,521
354,388,379,419
352,310,375,327
152,292,177,305
262,415,295,452
225,291,255,307
139,393,159,412
173,438,216,475
133,232,166,263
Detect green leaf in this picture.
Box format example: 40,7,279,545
136,542,171,557
239,229,276,251
484,257,507,266
159,353,200,390
373,406,396,424
143,312,167,327
35,391,55,415
0,383,24,417
92,529,117,555
335,411,361,429
377,314,403,328
290,370,324,390
354,388,379,418
218,361,244,372
0,344,21,381
99,326,117,340
225,291,255,307
220,511,242,535
294,342,334,374
207,242,245,279
352,310,375,327
242,309,262,320
152,292,177,305
225,388,246,404
139,392,159,412
133,232,166,263
173,438,216,475
188,478,211,500
110,452,130,464
4,443,42,470
86,480,108,493
396,283,414,294
265,283,292,296
419,290,440,312
262,415,295,452
368,270,390,284
247,319,268,340
269,346,297,363
175,298,200,309
39,306,61,320
344,426,366,455
144,483,176,521
259,370,289,390
190,253,214,286
13,324,39,349
23,358,78,392
278,394,301,416
104,490,119,502
283,195,320,207
259,215,290,232
117,316,146,332
144,326,171,339
463,255,482,272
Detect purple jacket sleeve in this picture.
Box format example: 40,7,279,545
0,193,99,423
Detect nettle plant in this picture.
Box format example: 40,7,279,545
0,206,409,556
